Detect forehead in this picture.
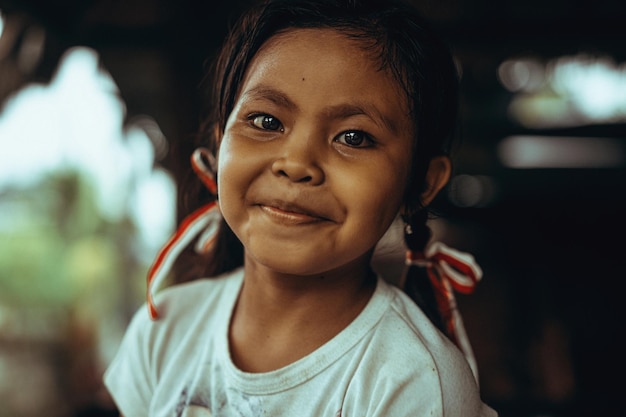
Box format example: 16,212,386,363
251,28,386,81
238,28,410,122
259,27,376,62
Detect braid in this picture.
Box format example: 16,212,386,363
402,210,446,335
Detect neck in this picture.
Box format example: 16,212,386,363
229,253,376,372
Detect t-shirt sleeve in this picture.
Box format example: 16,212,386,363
346,290,499,417
103,305,155,417
359,359,498,417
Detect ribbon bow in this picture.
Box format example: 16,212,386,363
406,241,482,381
406,241,482,295
146,148,221,320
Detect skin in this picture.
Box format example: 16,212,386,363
217,28,450,372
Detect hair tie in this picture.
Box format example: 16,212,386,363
146,147,220,320
406,241,482,381
406,241,482,294
191,147,218,195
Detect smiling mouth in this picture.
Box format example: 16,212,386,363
258,203,328,225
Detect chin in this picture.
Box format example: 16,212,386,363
255,257,330,277
246,246,371,279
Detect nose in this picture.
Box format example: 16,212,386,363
271,135,325,185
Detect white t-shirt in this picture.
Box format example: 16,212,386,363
104,268,497,417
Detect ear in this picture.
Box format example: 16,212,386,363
420,155,451,206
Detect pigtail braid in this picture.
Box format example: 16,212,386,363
402,210,446,335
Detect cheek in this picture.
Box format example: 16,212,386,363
215,134,267,235
216,146,230,201
216,137,244,220
377,154,411,202
371,179,406,222
216,139,232,189
217,134,251,188
340,160,409,227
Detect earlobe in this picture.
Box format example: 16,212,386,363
420,155,451,206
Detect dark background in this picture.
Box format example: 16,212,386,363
0,0,625,416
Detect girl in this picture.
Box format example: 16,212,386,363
104,0,497,415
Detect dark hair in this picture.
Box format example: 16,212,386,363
178,0,460,338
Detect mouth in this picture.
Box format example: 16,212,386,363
257,200,331,225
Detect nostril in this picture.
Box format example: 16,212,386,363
277,169,288,177
272,159,323,184
279,170,312,182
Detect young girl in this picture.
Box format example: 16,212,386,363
104,0,497,415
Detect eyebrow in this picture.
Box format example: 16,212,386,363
241,85,297,110
241,85,401,135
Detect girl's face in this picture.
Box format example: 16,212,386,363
217,28,414,277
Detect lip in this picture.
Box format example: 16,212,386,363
257,200,331,225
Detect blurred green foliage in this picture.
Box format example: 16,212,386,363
0,171,145,310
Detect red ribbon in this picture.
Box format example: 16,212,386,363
406,241,482,379
146,148,219,319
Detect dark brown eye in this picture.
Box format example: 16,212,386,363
344,132,363,146
251,114,282,131
336,131,372,147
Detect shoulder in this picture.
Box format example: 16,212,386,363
120,268,243,362
151,268,243,321
372,279,465,366
353,279,491,416
103,269,243,416
104,269,243,395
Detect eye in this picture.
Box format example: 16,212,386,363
249,114,283,131
335,131,373,148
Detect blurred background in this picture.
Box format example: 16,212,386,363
0,0,624,416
